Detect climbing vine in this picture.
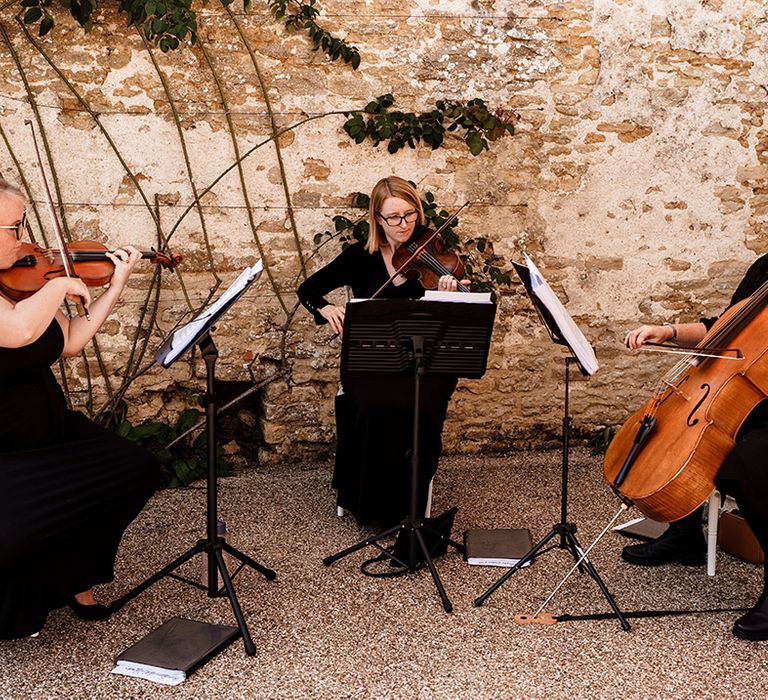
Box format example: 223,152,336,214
343,94,514,156
14,0,359,63
0,0,519,480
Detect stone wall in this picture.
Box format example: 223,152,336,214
0,1,766,463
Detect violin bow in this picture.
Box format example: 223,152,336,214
369,202,470,300
25,119,90,321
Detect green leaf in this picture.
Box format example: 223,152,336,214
23,7,43,23
175,408,202,433
39,15,54,35
116,420,133,438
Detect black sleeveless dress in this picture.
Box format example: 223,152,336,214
0,320,158,639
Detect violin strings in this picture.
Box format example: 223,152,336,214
407,243,470,292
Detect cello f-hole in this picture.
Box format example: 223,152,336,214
686,383,711,427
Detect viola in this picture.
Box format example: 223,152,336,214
603,285,768,522
391,227,470,293
0,240,182,301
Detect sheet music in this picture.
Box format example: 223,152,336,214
157,260,263,367
423,290,492,304
523,253,599,375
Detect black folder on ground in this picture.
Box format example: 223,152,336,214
112,617,240,685
464,528,533,567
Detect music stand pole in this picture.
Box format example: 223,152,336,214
322,298,496,613
474,355,630,630
322,334,461,612
110,263,276,655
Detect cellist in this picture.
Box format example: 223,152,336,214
622,253,768,641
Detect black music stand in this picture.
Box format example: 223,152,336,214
474,259,630,631
322,298,496,613
110,262,277,655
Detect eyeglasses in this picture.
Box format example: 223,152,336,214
377,210,418,227
0,211,27,240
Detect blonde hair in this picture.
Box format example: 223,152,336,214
0,177,25,206
366,176,425,253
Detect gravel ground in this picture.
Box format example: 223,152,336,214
1,447,765,699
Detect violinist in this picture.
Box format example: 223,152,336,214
622,253,768,641
0,177,159,639
297,176,467,525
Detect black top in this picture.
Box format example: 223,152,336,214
701,253,768,330
0,319,68,450
702,253,768,434
297,242,425,324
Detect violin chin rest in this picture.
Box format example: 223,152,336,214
514,612,557,626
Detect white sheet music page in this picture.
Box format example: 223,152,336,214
160,260,263,367
523,253,599,375
423,290,492,303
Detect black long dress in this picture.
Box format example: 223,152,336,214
297,241,457,525
0,319,158,639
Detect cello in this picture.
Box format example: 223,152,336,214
603,280,768,523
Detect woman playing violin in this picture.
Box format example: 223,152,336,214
297,176,467,525
0,177,159,639
622,253,768,641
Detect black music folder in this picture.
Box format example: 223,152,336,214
464,528,533,568
111,617,240,685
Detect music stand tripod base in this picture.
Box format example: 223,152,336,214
473,357,630,632
114,320,277,655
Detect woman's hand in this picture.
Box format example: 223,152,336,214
624,324,673,350
436,274,470,292
54,276,92,310
106,246,142,291
319,304,345,335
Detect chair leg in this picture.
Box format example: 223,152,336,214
706,490,720,577
424,479,433,518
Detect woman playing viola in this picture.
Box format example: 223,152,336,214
297,176,467,525
0,177,159,639
622,253,768,641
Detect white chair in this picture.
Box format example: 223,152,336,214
706,490,720,577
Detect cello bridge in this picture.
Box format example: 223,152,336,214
661,378,690,401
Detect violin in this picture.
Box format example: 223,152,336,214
371,203,471,299
603,283,768,522
391,227,470,293
0,241,182,301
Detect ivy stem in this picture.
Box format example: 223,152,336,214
226,4,306,279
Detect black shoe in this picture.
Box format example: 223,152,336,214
68,599,112,621
733,594,768,641
621,521,706,567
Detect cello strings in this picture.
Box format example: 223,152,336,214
653,278,768,404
